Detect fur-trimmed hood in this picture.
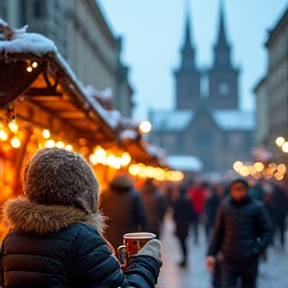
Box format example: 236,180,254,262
3,197,105,235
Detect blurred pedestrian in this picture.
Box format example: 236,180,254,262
188,179,206,244
173,186,194,268
99,174,147,249
0,148,161,287
140,178,167,239
206,178,273,288
265,183,288,249
204,182,225,242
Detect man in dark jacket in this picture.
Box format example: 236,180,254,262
206,178,273,288
0,148,161,288
99,174,147,249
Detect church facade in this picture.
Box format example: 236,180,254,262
148,5,255,173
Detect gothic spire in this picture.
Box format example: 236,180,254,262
180,0,196,70
216,0,229,48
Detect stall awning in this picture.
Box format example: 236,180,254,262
0,21,116,145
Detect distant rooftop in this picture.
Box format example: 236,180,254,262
150,109,255,132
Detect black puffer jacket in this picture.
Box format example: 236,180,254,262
207,195,273,262
0,198,159,288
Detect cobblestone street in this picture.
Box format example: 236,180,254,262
157,212,288,288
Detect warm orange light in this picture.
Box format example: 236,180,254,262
8,122,18,133
277,164,286,174
42,129,50,139
233,161,243,172
276,136,285,147
239,166,249,177
138,120,152,134
45,140,55,148
282,142,288,153
0,130,8,141
254,162,264,172
121,153,131,166
56,141,65,149
11,138,21,148
274,171,284,181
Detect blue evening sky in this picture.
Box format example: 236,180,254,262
98,0,288,121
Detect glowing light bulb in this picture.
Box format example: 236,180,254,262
27,67,33,72
121,153,131,166
0,130,8,141
42,129,50,139
65,144,73,151
138,120,152,134
45,140,55,148
56,141,65,148
276,136,285,147
31,62,38,68
11,138,21,148
8,122,19,133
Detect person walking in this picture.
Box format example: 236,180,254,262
140,178,167,239
206,178,273,288
265,183,288,249
173,186,194,267
99,173,147,249
187,179,206,244
0,148,161,287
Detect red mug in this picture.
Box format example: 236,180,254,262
117,232,156,269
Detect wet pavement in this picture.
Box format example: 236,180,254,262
157,212,288,288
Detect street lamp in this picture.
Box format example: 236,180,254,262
138,120,152,134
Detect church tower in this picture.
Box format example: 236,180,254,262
175,8,201,110
208,3,239,109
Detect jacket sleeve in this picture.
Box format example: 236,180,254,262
207,204,225,257
72,227,159,288
252,203,273,255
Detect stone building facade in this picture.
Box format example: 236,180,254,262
254,6,288,162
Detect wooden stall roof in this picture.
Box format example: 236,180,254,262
0,20,170,169
0,21,117,146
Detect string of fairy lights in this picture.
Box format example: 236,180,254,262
0,115,184,182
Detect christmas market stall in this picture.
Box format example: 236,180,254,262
0,20,183,239
0,19,183,198
0,19,122,204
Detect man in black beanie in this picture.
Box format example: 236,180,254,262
206,178,273,288
0,148,162,288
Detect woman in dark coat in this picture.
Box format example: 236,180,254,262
173,186,194,267
0,148,161,288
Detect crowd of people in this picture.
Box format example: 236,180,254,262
0,147,288,288
170,176,288,288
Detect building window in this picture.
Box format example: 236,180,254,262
0,0,7,20
19,0,27,25
34,0,44,18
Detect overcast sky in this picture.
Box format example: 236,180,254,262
98,0,288,121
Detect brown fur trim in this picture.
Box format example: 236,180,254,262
3,197,105,235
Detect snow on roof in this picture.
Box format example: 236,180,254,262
0,21,57,55
119,129,139,140
150,110,194,132
145,143,166,159
213,110,255,131
166,155,203,172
